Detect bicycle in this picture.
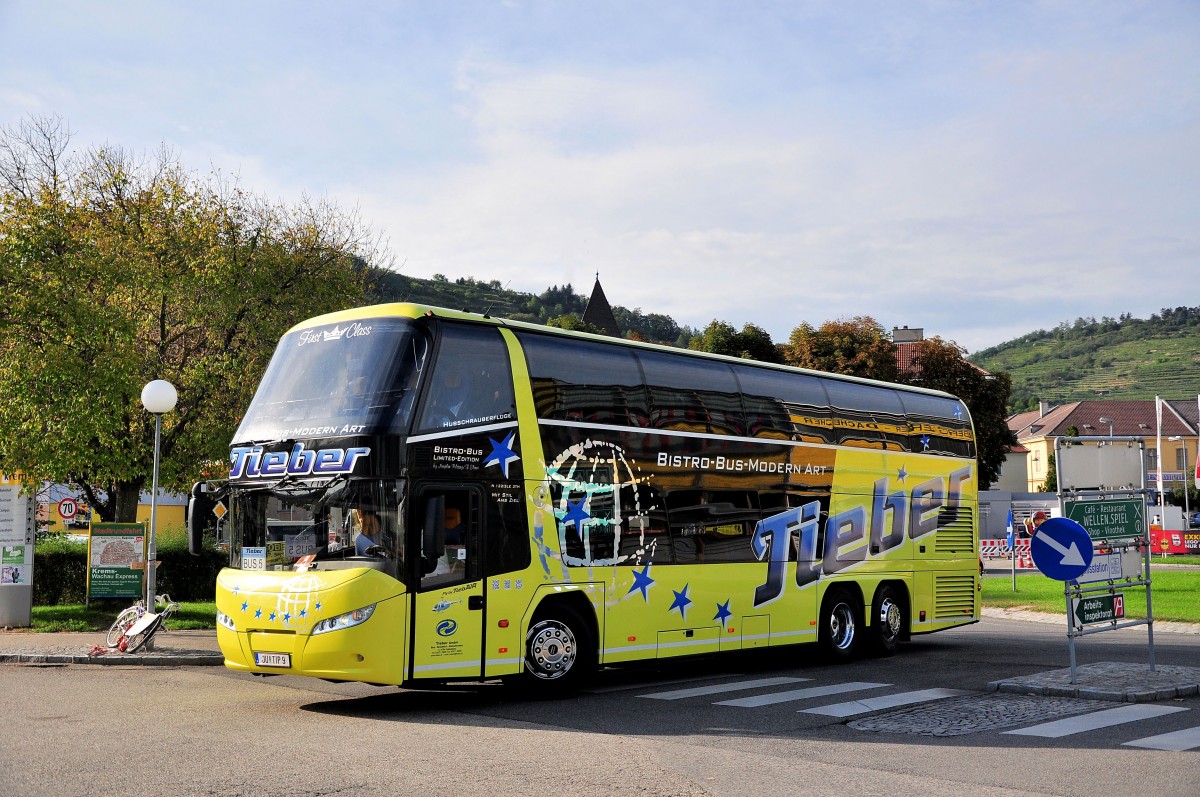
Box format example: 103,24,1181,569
106,594,180,653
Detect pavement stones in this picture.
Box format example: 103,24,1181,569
0,628,222,666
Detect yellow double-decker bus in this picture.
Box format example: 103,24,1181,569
190,302,979,690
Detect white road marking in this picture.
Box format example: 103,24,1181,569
801,688,971,717
716,681,889,708
1004,704,1188,738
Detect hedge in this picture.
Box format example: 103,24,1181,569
33,535,225,605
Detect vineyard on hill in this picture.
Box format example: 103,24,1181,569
969,307,1200,412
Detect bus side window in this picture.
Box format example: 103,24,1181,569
416,326,515,432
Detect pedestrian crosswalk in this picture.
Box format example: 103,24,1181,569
624,675,1200,750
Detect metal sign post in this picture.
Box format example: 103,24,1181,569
1054,436,1155,683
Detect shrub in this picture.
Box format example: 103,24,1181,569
33,534,225,606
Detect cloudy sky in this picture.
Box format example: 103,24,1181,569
3,1,1196,353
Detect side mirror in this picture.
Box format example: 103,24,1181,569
187,481,216,556
421,495,445,575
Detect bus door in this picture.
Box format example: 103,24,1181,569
409,485,486,681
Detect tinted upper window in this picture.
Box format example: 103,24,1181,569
734,365,832,443
519,333,649,425
898,392,975,457
823,379,908,450
636,350,745,435
415,324,515,432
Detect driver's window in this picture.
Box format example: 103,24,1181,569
418,488,476,590
415,326,515,432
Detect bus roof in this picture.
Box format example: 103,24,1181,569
287,301,965,403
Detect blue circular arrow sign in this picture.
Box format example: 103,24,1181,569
1030,517,1094,581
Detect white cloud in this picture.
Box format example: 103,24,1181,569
2,1,1196,353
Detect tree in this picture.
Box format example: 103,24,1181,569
546,314,604,335
906,336,1019,490
0,116,384,522
782,316,898,381
689,320,783,363
1043,453,1057,493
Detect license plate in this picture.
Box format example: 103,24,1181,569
254,652,291,668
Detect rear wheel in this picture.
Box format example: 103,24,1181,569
869,584,905,657
819,587,861,663
520,607,595,692
124,615,162,653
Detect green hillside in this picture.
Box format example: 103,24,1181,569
969,307,1200,412
365,269,696,346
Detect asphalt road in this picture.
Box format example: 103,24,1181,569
3,615,1198,797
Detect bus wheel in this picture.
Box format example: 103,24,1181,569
522,608,595,692
870,585,905,657
819,588,860,662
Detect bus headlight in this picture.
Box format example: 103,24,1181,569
311,604,377,635
217,611,237,632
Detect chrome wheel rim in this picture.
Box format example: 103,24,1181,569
527,620,577,680
829,602,856,651
878,597,901,642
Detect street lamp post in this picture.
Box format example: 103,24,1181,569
140,380,178,627
1099,416,1114,438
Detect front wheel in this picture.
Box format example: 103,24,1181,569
819,588,861,663
106,607,140,648
520,608,595,692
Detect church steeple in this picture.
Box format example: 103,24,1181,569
581,273,621,336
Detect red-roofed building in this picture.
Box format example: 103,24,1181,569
1008,399,1199,494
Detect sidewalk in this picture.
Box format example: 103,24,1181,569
0,628,223,666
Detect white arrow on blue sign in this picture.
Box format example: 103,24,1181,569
1030,517,1094,581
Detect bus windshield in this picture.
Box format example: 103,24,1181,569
234,317,428,444
227,477,405,580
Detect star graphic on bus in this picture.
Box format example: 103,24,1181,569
241,601,248,612
920,435,931,450
897,465,908,483
628,564,654,601
953,404,963,420
562,498,590,527
483,432,520,478
255,607,262,619
714,599,733,627
669,584,693,619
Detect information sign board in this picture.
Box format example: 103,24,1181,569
1072,593,1125,626
1074,548,1144,584
1064,499,1144,542
87,523,145,599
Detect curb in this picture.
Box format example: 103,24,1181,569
0,651,224,666
0,648,224,667
981,606,1200,635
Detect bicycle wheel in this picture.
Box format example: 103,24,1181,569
124,615,163,653
106,607,140,648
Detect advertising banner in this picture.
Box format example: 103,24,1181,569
87,523,146,599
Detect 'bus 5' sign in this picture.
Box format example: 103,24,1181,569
751,466,973,607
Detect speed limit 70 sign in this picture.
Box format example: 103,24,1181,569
58,498,79,519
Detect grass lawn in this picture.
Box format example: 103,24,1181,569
30,602,217,633
983,568,1200,623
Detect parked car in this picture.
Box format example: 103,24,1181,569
1190,511,1200,529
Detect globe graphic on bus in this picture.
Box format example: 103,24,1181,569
277,573,324,628
546,440,654,567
